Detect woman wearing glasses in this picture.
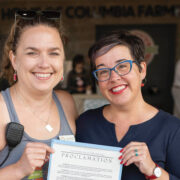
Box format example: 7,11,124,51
76,31,180,179
0,10,77,179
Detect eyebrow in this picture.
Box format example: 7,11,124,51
96,63,105,69
96,59,128,69
48,47,62,51
24,47,62,51
24,47,38,51
116,59,127,63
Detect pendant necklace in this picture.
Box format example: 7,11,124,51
43,102,53,132
14,87,54,132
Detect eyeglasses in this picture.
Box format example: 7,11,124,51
93,60,137,82
15,10,61,21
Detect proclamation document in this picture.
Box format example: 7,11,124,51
47,139,123,180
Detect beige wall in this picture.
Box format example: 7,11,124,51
1,0,180,61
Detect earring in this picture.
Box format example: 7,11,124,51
13,71,17,81
141,78,146,87
61,75,64,82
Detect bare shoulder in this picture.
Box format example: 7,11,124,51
54,90,78,134
0,92,10,150
55,90,74,102
55,90,77,111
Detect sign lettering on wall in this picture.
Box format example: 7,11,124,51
1,5,180,20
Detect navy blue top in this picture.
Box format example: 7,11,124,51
76,106,180,180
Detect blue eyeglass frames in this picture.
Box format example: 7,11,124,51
93,60,137,82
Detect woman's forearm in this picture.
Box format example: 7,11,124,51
0,163,24,180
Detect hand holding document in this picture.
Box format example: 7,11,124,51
47,139,123,180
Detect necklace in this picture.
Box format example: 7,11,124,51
14,86,54,132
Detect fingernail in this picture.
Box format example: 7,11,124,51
118,155,122,160
120,160,123,164
120,149,124,153
124,162,127,166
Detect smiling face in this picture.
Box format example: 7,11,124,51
10,24,64,93
95,45,146,107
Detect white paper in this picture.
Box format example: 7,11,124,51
47,140,123,180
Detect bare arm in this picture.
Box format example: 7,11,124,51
0,93,21,179
0,163,26,180
0,93,10,150
121,142,170,180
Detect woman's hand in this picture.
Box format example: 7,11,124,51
120,141,156,176
15,142,54,178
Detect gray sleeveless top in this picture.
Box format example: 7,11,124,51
0,88,74,179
